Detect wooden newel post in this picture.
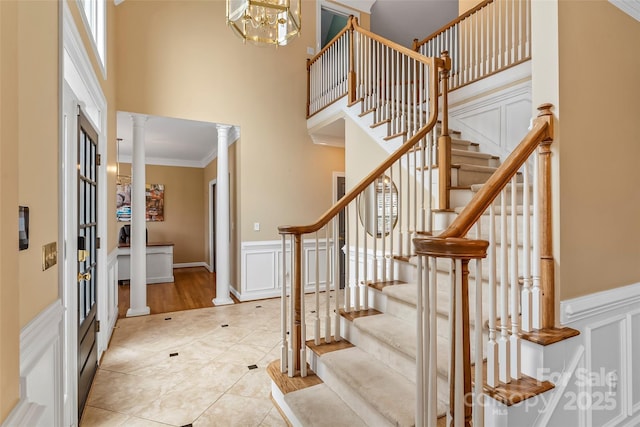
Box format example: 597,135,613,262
449,258,473,427
438,51,452,210
293,234,303,372
348,16,357,104
536,103,555,329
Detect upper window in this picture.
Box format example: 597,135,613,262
78,0,106,74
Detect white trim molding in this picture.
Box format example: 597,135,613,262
173,262,208,269
3,301,65,427
561,282,640,324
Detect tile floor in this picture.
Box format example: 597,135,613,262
81,297,288,426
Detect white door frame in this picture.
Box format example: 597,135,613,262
208,179,217,272
61,2,108,424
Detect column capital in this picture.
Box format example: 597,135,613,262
130,114,148,127
216,123,233,136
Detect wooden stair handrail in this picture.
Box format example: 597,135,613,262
284,25,449,236
437,103,554,239
413,0,495,51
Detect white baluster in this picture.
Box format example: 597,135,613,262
510,176,521,380
521,160,532,333
388,173,395,279
325,227,332,343
373,184,379,283
487,204,498,387
281,235,288,373
382,176,387,280
300,236,307,378
499,190,511,383
345,206,351,312
532,151,541,329
474,219,484,427
333,220,341,341
314,232,321,345
428,257,438,427
447,260,454,427
355,202,360,312
416,255,425,427
288,235,295,377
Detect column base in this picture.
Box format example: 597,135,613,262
213,297,234,306
126,306,151,317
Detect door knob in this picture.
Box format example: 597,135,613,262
78,272,91,282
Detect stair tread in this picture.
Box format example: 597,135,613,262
353,313,416,360
322,346,446,425
454,163,498,172
284,383,368,426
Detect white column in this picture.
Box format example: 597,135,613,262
213,124,234,305
126,114,150,317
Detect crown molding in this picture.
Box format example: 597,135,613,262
331,0,376,14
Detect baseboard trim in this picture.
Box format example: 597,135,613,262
173,262,208,269
561,282,640,324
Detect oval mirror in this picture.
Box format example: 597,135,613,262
358,175,398,237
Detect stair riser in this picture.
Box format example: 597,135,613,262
452,153,500,167
455,168,495,187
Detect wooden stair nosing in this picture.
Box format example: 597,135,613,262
370,118,391,129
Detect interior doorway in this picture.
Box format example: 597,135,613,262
317,1,359,51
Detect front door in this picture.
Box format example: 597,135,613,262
77,109,99,418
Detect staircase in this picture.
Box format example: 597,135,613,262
271,5,580,426
270,121,547,426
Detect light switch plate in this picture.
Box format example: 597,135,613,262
42,242,57,271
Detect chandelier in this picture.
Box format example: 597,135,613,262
226,0,301,46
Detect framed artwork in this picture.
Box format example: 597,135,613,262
145,184,164,222
116,183,165,222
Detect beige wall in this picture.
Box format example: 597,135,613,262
115,0,345,248
459,0,483,15
17,0,59,329
555,0,640,300
0,1,20,419
0,0,118,417
119,164,205,264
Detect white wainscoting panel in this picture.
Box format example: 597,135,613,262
536,282,640,426
99,249,119,362
3,301,64,427
237,239,333,302
446,60,532,161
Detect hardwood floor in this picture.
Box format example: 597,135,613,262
117,266,238,318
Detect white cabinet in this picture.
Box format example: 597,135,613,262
117,243,174,284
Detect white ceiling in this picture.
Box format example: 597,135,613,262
116,112,232,168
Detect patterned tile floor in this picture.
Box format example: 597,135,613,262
81,298,288,426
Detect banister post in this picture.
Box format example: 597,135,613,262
449,258,473,427
413,237,487,427
438,51,452,210
293,234,303,372
348,16,356,104
537,104,555,329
